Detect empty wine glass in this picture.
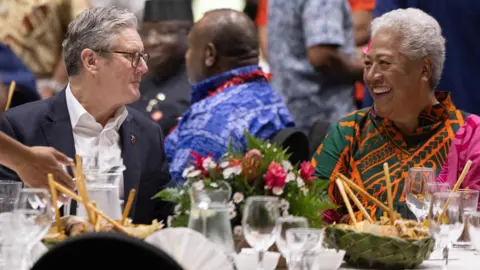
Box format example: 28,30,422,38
286,228,325,270
6,188,53,270
405,167,435,222
242,196,279,270
467,212,480,252
275,216,308,265
427,192,463,270
454,189,479,248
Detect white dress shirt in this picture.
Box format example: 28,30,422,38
65,84,128,199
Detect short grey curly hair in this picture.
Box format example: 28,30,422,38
63,6,138,76
370,8,445,89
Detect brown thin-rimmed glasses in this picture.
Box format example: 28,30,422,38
101,50,150,68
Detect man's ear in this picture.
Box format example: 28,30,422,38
204,42,216,67
81,48,102,74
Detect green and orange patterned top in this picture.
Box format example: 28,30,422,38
312,92,469,223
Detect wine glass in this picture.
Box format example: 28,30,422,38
454,189,479,248
242,196,279,270
427,192,463,269
285,228,325,270
275,216,308,265
467,212,480,252
6,188,52,269
405,167,435,222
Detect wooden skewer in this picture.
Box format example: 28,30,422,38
438,160,472,222
94,212,102,232
74,155,95,224
5,81,15,110
48,173,63,236
343,181,373,223
53,180,128,234
122,189,136,225
337,173,389,212
335,178,357,226
383,163,395,225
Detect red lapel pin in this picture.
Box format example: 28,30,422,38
131,135,136,145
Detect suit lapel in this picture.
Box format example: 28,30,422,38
40,91,76,160
119,111,141,218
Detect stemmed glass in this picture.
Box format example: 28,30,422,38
5,188,52,270
405,167,436,222
242,196,279,270
275,216,308,265
427,192,464,270
285,228,325,270
454,189,479,248
467,212,480,253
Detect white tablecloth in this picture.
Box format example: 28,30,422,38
339,249,478,270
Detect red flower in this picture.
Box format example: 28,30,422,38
190,151,213,176
265,162,287,188
300,161,316,185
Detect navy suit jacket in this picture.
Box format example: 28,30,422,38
0,90,173,224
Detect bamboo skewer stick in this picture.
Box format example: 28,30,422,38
383,163,395,225
48,173,63,236
53,180,128,234
343,181,373,223
438,160,472,222
94,212,102,232
335,178,357,226
337,173,389,212
122,189,136,225
74,155,95,224
5,81,15,110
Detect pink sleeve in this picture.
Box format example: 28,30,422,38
439,114,480,209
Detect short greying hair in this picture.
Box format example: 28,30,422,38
63,6,138,76
371,8,445,89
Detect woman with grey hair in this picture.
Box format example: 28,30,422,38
311,8,471,223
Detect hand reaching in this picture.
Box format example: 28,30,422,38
14,146,76,191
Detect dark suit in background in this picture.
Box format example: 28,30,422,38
0,91,173,224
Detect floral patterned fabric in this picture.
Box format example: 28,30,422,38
165,65,294,184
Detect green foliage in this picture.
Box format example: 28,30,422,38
152,130,336,229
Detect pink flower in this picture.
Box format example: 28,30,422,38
300,162,316,185
245,149,262,160
265,162,287,188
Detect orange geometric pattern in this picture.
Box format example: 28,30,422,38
311,92,469,222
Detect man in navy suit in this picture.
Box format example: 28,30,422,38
0,6,173,224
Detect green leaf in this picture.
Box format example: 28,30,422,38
151,188,182,203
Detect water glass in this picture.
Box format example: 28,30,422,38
242,196,279,270
285,228,325,270
275,216,308,264
405,167,435,222
427,192,463,270
2,189,52,269
0,181,22,212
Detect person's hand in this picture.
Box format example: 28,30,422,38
14,146,76,192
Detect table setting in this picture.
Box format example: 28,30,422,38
0,132,479,270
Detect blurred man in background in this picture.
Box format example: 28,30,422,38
129,0,193,134
268,0,363,133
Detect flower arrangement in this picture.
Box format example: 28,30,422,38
153,131,335,236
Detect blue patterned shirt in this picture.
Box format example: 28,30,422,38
164,65,295,184
268,0,357,131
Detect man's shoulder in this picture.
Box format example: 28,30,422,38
4,98,51,121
